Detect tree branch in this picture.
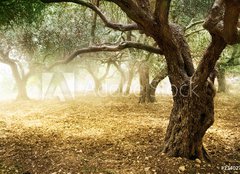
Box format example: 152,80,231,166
154,0,172,24
223,0,240,44
48,41,163,70
185,20,204,31
203,0,240,44
193,35,227,86
41,0,139,31
185,28,205,38
105,0,155,34
99,60,111,81
0,50,14,65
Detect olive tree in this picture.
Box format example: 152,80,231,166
40,0,240,160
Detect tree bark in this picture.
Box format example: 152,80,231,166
163,85,215,160
162,34,226,161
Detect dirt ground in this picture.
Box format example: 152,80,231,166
0,94,239,174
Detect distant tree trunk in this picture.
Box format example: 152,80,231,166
124,26,134,95
86,68,102,92
113,61,126,94
125,64,135,95
217,64,227,93
93,78,102,93
138,61,151,103
9,62,29,100
149,69,168,102
86,61,111,93
16,78,28,100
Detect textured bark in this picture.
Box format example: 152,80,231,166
161,34,225,160
163,83,215,160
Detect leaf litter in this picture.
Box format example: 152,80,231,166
0,94,239,174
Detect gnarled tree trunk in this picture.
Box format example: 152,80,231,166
162,34,226,160
163,81,216,160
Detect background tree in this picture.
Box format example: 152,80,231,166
217,44,240,92
0,1,45,99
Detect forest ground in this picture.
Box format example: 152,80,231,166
0,94,239,174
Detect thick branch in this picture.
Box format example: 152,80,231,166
154,0,171,24
204,0,240,44
48,41,163,69
0,50,15,66
223,0,240,44
0,51,24,87
105,0,155,33
193,35,227,86
41,0,139,31
135,0,151,14
90,0,100,44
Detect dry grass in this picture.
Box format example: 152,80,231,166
0,94,239,174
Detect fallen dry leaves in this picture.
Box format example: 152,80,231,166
0,94,239,174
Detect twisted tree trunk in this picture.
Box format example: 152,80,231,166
162,34,226,160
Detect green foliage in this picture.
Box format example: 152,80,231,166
0,0,45,27
171,0,214,25
219,45,240,74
